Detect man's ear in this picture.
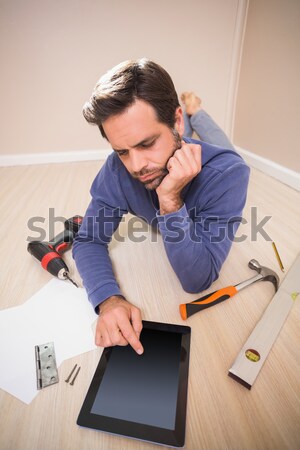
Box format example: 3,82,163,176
174,106,185,136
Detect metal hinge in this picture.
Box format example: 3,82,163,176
35,342,59,389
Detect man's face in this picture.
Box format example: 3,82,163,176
102,99,184,190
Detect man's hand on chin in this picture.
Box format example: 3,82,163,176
156,142,202,215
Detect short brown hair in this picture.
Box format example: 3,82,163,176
83,58,180,139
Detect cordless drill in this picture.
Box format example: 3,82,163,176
27,215,83,287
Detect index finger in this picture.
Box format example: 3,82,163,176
120,320,144,355
184,141,201,166
192,143,201,166
131,307,143,341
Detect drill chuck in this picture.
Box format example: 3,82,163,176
57,268,69,280
28,242,69,278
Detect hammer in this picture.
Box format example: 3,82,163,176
179,259,279,320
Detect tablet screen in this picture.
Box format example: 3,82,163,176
77,321,191,447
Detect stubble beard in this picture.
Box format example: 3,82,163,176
135,129,182,191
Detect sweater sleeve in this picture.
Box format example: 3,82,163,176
72,158,128,311
156,162,250,293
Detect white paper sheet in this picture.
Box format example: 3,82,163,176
0,279,97,404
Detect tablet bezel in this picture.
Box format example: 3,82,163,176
77,320,191,447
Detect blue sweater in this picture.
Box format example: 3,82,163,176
73,137,250,311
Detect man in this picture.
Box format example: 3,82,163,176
73,58,250,355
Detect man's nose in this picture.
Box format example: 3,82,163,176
130,150,147,173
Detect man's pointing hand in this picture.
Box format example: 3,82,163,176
96,296,144,355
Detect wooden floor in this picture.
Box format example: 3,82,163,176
0,159,299,450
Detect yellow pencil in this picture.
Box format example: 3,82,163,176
272,241,284,272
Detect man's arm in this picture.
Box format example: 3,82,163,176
72,159,144,354
73,197,124,308
156,142,250,293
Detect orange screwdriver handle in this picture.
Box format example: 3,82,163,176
179,285,238,320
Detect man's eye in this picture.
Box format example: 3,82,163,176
141,140,155,149
117,150,128,157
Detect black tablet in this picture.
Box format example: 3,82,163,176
77,320,191,447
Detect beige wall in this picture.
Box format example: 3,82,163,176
234,0,300,172
0,0,243,155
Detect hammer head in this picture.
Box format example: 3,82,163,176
248,259,279,292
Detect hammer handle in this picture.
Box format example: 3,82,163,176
179,286,238,320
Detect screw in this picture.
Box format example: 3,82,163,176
70,366,81,386
65,364,77,383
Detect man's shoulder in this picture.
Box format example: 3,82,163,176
93,151,126,181
183,136,248,173
90,152,127,200
105,151,124,171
